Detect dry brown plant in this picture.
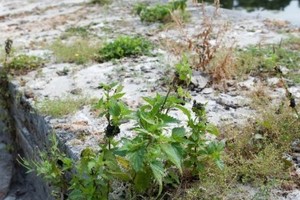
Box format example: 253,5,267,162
188,0,235,85
209,45,235,85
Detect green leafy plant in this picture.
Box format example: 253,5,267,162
97,36,152,62
95,83,132,144
134,0,187,23
19,134,73,199
20,59,223,199
6,54,44,73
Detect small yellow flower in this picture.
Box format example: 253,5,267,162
75,53,79,57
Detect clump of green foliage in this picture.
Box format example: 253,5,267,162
97,36,152,62
6,54,44,73
134,0,187,23
19,134,72,198
235,39,300,82
90,0,111,5
181,103,300,199
2,39,43,75
50,39,98,64
21,58,224,199
36,97,93,118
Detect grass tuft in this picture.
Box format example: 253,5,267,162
49,39,99,64
36,97,94,118
62,26,91,38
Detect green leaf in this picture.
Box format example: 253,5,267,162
206,123,219,136
150,161,165,196
115,85,124,93
112,92,125,99
177,86,191,99
215,159,224,170
142,96,155,106
108,170,131,181
160,143,182,173
87,161,96,172
174,104,191,120
158,113,179,124
172,127,186,142
134,169,152,193
127,148,145,172
138,110,156,126
109,99,121,117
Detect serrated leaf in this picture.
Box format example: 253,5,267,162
150,102,162,116
150,161,164,196
172,127,186,142
160,143,182,173
134,169,152,193
158,113,179,123
138,110,156,126
109,99,121,117
127,148,145,172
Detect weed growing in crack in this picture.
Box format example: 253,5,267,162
18,134,73,199
96,36,152,62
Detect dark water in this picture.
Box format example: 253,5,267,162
205,0,300,26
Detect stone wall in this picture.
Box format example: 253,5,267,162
0,67,52,200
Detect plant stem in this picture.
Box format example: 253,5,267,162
160,86,172,113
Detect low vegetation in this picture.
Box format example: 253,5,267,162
7,0,300,199
180,100,300,199
6,54,44,74
62,26,91,39
133,0,188,23
36,97,93,118
96,36,152,62
189,33,300,84
90,0,111,5
49,39,99,64
235,42,300,78
21,60,224,199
